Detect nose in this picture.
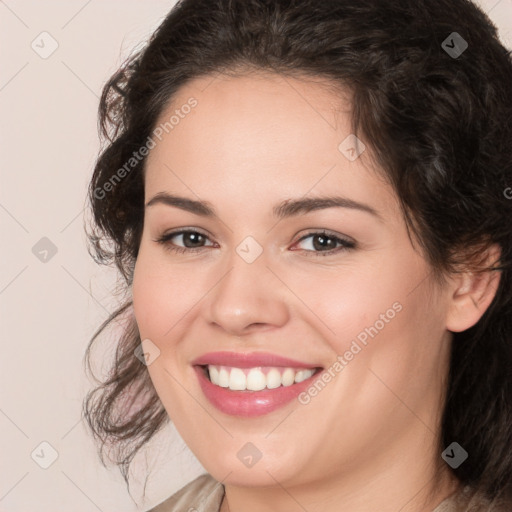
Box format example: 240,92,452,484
204,252,290,337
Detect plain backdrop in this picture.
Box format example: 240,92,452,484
1,1,511,511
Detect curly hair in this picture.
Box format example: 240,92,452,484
83,0,512,505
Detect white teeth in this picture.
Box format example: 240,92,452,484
209,365,219,384
207,365,316,391
294,369,314,383
266,368,282,389
229,368,246,390
218,367,230,387
281,368,296,387
246,368,267,391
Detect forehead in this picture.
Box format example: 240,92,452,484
148,72,347,162
144,72,398,220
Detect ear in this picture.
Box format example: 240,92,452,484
445,244,502,332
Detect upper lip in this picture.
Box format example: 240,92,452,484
191,351,322,369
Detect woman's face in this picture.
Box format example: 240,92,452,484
132,72,454,488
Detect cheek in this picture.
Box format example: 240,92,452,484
131,252,197,413
132,256,161,338
324,271,448,417
279,259,407,354
132,249,196,339
291,255,442,364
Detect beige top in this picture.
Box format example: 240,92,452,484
147,473,508,512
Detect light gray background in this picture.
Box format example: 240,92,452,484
1,1,511,510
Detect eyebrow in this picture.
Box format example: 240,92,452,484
145,192,383,221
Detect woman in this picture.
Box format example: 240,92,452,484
83,0,512,510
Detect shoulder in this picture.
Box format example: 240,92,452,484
146,473,224,512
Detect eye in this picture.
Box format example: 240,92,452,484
154,228,355,257
154,229,216,254
292,230,356,256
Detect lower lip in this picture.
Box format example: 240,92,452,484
194,366,321,417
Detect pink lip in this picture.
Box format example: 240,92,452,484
192,351,322,417
191,351,319,369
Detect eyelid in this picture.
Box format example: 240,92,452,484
157,227,212,241
154,228,356,255
291,229,356,255
295,229,355,245
153,227,217,253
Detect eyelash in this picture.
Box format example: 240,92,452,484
154,229,356,257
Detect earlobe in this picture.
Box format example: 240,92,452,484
445,245,502,333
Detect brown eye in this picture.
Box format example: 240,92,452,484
176,231,207,248
294,231,356,255
155,229,215,253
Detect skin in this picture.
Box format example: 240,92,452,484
131,71,500,512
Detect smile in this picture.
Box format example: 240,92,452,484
205,365,317,391
191,351,323,417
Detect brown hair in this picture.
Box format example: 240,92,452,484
83,0,512,505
